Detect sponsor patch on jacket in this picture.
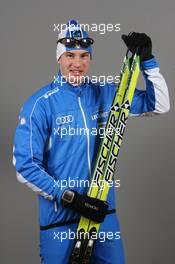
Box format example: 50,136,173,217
91,109,108,127
56,115,74,125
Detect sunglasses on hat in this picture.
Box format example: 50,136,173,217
57,37,94,49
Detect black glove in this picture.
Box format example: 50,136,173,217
61,190,108,223
121,32,153,61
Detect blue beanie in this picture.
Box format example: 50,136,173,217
56,19,93,61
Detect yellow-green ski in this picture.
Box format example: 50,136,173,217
69,51,140,264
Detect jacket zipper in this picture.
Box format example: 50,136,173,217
78,96,91,178
54,96,91,213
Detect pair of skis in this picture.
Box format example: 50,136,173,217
69,50,140,264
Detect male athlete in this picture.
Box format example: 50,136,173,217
13,20,170,264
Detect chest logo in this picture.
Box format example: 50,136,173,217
56,115,74,125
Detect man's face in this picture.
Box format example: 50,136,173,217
58,50,91,85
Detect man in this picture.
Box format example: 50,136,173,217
13,19,170,264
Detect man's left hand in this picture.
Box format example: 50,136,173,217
121,32,153,61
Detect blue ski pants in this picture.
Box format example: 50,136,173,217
40,217,125,264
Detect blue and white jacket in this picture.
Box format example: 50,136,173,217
13,57,170,230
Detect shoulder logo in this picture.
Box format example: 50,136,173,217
44,87,59,99
20,117,26,125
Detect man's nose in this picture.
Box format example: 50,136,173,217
73,57,81,67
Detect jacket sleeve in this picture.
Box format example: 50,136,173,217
130,57,170,116
12,94,59,201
